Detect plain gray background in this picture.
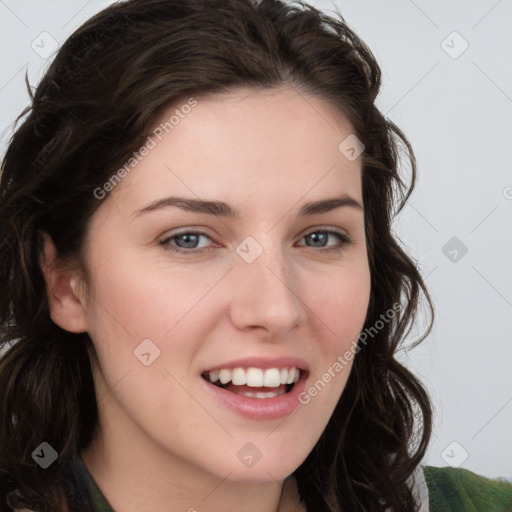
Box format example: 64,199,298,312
1,0,511,478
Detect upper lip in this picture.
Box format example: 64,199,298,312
202,356,309,373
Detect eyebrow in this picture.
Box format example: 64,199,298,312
132,194,363,219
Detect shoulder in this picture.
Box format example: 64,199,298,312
423,465,512,511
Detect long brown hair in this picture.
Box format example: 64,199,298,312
0,1,433,510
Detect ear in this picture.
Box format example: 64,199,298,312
40,232,88,333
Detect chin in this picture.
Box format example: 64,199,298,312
207,450,308,484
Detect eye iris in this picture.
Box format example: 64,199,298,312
176,233,199,248
308,232,327,247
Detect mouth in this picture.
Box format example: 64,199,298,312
201,366,304,399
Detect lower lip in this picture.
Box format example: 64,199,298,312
201,373,308,421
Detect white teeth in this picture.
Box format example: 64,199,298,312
231,368,246,385
246,367,264,387
263,368,281,387
205,366,302,387
219,369,232,385
209,369,220,383
238,389,287,398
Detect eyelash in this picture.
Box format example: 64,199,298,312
159,228,353,255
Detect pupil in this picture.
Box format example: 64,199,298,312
177,234,198,248
309,232,326,247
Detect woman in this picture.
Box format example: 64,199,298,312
0,0,510,511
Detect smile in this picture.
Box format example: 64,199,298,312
200,360,309,420
204,366,300,387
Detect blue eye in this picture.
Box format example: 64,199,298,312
159,231,213,253
159,229,352,255
298,229,353,252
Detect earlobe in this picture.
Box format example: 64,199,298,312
40,232,88,333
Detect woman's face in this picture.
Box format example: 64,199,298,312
78,87,371,482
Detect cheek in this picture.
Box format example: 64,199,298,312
316,265,371,347
84,252,225,343
296,262,370,407
81,254,232,408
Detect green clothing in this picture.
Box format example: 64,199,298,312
423,466,512,511
67,458,512,511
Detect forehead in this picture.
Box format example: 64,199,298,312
105,86,363,220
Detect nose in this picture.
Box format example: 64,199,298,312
228,242,307,336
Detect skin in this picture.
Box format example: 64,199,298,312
42,86,371,512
